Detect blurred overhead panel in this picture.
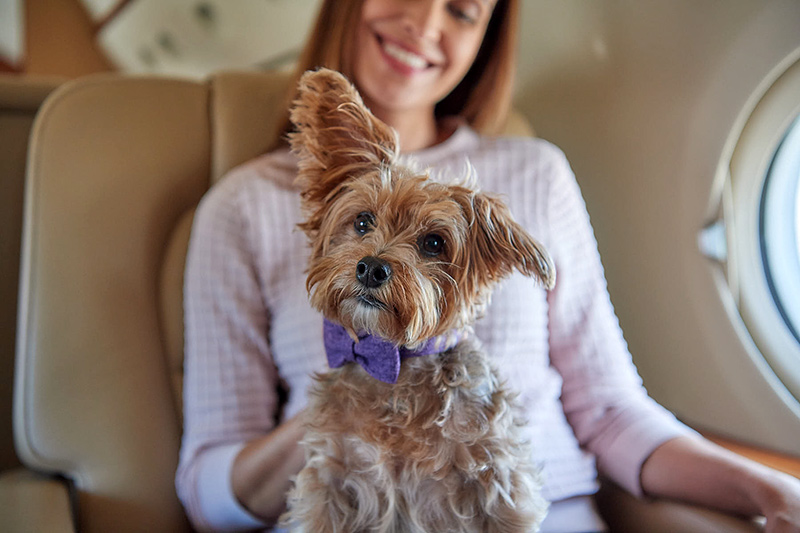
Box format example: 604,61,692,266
81,0,322,78
81,0,125,21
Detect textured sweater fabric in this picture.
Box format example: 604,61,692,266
176,125,692,531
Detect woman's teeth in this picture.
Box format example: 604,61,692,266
382,41,428,70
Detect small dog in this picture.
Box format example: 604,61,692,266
282,68,554,533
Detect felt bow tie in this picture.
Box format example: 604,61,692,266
323,319,461,384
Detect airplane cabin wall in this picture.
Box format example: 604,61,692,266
513,0,800,453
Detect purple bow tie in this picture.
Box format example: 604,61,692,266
323,319,460,384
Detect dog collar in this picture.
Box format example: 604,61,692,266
322,319,461,384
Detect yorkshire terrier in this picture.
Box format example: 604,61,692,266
282,68,554,533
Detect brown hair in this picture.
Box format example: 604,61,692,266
270,0,519,147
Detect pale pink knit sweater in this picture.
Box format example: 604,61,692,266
177,126,692,532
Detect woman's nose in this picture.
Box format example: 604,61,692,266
402,0,444,41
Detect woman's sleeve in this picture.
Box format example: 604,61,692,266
543,152,695,497
175,174,278,531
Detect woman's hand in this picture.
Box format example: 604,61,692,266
754,470,800,533
231,412,307,525
641,435,800,532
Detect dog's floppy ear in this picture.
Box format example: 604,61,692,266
289,68,399,207
461,191,556,290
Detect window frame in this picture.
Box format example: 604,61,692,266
727,52,800,402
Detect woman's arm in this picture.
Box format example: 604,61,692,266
541,148,693,495
231,412,306,524
540,146,800,530
641,435,800,532
178,170,288,530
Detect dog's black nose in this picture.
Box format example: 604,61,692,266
356,256,392,288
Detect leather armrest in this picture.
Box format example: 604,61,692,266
596,479,765,533
0,468,75,533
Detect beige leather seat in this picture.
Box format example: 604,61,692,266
0,74,62,474
0,70,763,532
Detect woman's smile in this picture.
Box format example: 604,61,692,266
354,0,492,118
378,35,432,72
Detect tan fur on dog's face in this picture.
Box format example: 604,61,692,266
290,68,555,347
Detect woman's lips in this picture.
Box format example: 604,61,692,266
375,33,438,74
382,40,429,70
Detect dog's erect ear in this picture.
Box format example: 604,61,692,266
289,68,399,206
461,191,556,290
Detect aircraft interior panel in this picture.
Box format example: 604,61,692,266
515,0,800,454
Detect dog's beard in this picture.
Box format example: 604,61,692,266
307,257,450,348
340,297,384,334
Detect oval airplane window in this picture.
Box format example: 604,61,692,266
761,115,800,343
728,53,800,402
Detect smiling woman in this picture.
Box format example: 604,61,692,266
272,0,517,152
174,1,800,531
352,0,493,144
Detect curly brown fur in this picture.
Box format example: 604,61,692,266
282,68,554,532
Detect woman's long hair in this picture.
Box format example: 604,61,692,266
269,0,518,148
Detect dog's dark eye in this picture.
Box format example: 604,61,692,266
419,233,445,257
354,212,375,235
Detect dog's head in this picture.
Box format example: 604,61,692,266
290,68,555,348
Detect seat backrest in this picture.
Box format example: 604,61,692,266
208,70,294,183
16,74,212,532
205,70,532,185
0,74,62,473
14,69,531,532
14,68,295,532
160,71,294,425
